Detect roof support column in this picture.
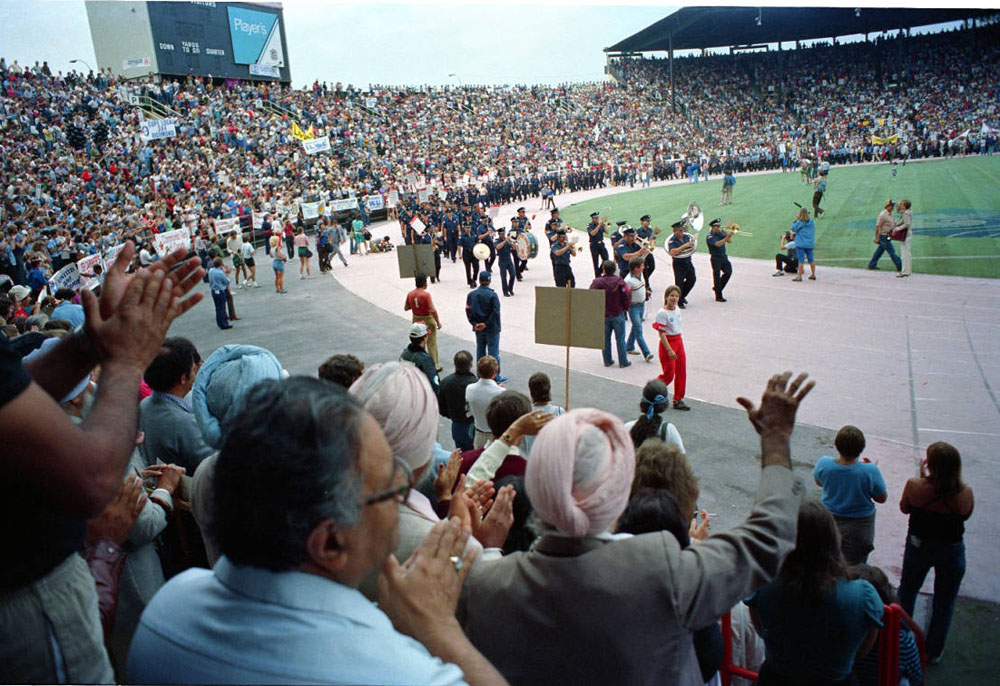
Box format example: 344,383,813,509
668,32,676,115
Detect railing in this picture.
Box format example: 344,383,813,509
134,95,181,120
260,99,296,121
719,604,926,686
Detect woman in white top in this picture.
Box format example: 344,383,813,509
623,380,685,453
652,284,690,410
895,199,913,278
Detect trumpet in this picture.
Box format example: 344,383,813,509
639,236,657,252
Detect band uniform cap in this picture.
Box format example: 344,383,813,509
497,227,505,232
616,220,628,226
517,207,526,212
709,218,722,227
479,270,492,281
409,322,429,338
551,208,559,213
590,212,600,218
640,214,651,221
671,220,687,229
555,228,567,235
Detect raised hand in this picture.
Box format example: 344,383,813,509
736,371,814,439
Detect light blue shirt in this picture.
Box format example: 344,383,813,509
208,267,230,292
128,556,466,685
813,455,886,518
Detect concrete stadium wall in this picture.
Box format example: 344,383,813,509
84,1,157,80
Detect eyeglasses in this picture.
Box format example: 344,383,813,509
364,456,412,507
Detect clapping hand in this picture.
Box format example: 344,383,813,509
85,474,147,545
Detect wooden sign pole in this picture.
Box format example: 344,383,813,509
564,284,572,410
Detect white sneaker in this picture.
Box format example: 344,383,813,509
236,282,243,289
253,280,261,288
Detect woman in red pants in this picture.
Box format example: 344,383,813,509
652,285,689,410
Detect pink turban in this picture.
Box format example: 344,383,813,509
525,409,635,537
349,361,438,471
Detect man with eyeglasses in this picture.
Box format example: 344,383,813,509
129,377,507,686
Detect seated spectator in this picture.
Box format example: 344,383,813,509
813,425,887,565
189,344,286,566
631,439,708,540
51,288,86,328
617,488,723,683
520,372,565,457
461,372,813,685
350,362,513,601
746,499,883,686
139,337,213,472
849,564,924,686
466,355,504,449
8,284,31,318
128,376,507,685
464,391,549,484
0,245,203,683
625,379,685,452
317,353,365,388
439,350,477,452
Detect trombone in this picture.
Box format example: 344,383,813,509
724,221,753,237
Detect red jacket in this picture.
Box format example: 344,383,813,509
589,274,631,318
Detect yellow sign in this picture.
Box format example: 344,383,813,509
871,134,898,145
291,122,315,141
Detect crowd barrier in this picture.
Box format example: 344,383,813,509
720,604,926,686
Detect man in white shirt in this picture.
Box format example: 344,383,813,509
465,356,504,449
623,257,654,362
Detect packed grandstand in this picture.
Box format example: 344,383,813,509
1,10,996,686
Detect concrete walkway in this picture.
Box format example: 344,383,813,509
330,176,1000,601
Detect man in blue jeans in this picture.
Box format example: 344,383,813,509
466,271,505,383
208,258,233,330
589,260,631,369
867,199,902,271
623,257,654,362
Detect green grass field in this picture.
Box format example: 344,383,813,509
559,156,1000,278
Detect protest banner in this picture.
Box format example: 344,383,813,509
105,243,128,267
302,136,331,155
386,190,400,208
301,202,321,220
76,253,104,289
405,173,418,189
409,217,426,233
331,198,359,212
417,188,430,204
140,118,176,141
153,227,191,256
49,263,82,292
215,217,241,234
366,195,385,211
252,211,268,230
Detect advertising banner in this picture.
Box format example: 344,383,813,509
301,202,320,220
140,118,176,141
302,136,331,155
122,57,151,71
250,64,280,78
153,227,191,257
227,6,285,67
366,195,385,211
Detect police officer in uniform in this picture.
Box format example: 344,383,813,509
586,212,609,278
551,228,576,288
667,220,697,308
443,208,459,262
495,227,516,297
636,214,661,293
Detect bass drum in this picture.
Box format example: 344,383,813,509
515,232,539,260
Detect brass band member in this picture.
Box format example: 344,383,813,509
551,228,576,288
667,221,696,309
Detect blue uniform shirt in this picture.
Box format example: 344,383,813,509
551,241,571,266
466,285,501,332
707,229,728,257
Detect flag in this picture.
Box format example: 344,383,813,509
871,134,898,145
291,122,314,141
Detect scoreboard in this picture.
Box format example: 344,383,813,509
146,1,290,82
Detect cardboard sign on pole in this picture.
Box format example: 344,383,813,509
396,244,436,279
534,286,605,409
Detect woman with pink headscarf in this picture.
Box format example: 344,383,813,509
351,361,515,601
460,372,815,686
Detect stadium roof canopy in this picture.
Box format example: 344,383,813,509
605,7,997,53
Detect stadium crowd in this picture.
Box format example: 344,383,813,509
0,20,988,686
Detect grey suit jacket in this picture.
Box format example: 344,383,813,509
139,393,215,473
460,465,802,686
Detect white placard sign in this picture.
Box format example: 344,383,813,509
140,118,176,141
301,202,321,220
105,243,127,266
77,253,104,276
386,190,400,208
215,217,240,234
331,198,359,212
250,63,280,78
405,173,418,189
365,97,377,109
487,206,500,218
153,228,191,257
366,195,385,211
409,217,426,233
302,136,331,155
49,263,82,292
417,189,430,204
123,57,151,70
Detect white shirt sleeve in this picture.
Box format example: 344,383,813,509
466,440,520,486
